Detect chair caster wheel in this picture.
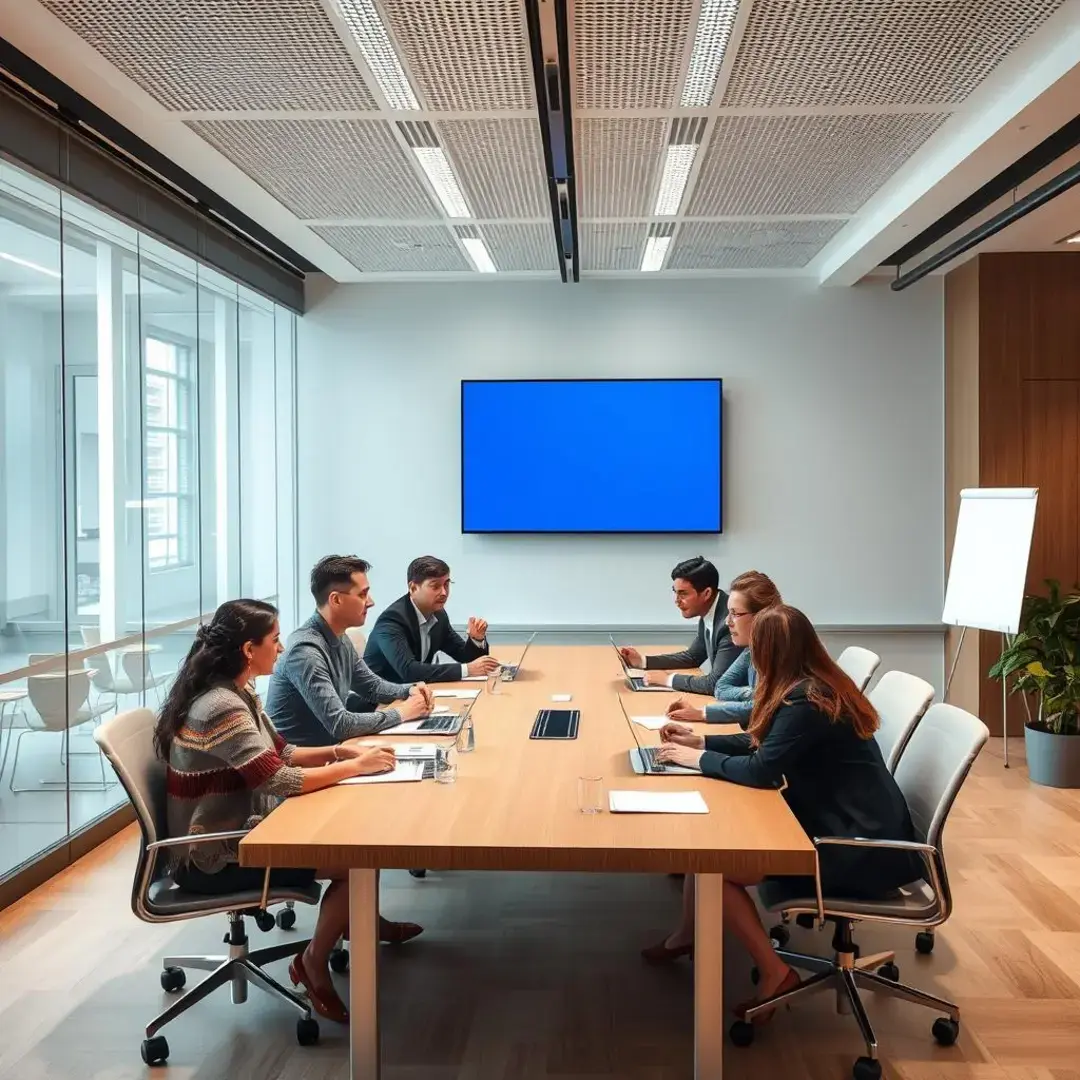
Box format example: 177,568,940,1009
916,931,935,955
276,907,297,930
768,923,790,948
160,966,186,992
729,1020,755,1047
877,962,900,981
254,911,276,932
141,1035,169,1065
932,1017,960,1046
296,1016,320,1046
853,1056,881,1080
329,947,349,973
750,966,759,985
409,869,427,879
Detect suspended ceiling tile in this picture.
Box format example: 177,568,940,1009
186,119,437,220
311,224,471,272
479,224,561,272
580,222,650,272
378,0,535,110
574,0,696,110
689,113,948,217
436,119,550,219
578,119,667,218
669,219,846,270
39,0,379,111
722,0,1068,109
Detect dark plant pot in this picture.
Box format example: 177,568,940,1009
1025,724,1080,788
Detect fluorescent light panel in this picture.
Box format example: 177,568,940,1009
680,0,740,108
0,251,61,278
641,236,671,272
462,237,497,273
413,147,472,218
336,0,420,110
654,143,699,216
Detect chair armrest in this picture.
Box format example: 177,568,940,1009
805,835,944,925
146,829,250,853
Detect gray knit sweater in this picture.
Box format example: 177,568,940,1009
165,684,304,873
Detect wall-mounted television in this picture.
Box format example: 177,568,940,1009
461,378,722,534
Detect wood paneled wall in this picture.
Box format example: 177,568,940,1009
945,252,1080,735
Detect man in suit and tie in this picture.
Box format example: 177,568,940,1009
619,556,741,694
364,555,501,683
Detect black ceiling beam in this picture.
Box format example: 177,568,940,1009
524,0,578,283
885,112,1080,268
0,36,318,278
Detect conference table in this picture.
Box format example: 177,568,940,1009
240,644,815,1079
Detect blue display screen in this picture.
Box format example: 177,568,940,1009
461,379,722,533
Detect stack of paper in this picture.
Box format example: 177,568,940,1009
608,790,708,814
338,761,424,785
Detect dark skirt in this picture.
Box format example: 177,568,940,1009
175,861,318,895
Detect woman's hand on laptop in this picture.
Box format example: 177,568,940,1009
340,745,396,775
659,721,705,749
665,697,705,723
654,743,704,770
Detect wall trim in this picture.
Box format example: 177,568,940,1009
487,623,946,639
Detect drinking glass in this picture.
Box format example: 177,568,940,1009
578,775,604,814
487,668,502,695
435,746,457,784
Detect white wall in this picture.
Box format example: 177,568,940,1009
298,278,944,635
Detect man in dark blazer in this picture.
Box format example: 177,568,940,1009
619,556,741,695
364,555,500,683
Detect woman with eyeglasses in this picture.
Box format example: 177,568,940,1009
154,599,421,1026
664,571,781,728
642,605,920,1024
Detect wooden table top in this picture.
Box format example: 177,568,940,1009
240,644,815,877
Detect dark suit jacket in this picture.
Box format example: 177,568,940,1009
363,594,489,683
644,592,742,693
700,685,922,896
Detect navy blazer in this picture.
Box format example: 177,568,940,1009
363,593,489,683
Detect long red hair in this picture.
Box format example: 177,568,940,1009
747,605,878,746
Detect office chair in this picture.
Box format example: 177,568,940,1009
735,703,989,1080
836,646,881,692
867,671,935,773
93,708,324,1065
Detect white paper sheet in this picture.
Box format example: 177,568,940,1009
433,689,481,699
460,675,488,682
338,761,424,785
631,715,668,730
608,790,708,814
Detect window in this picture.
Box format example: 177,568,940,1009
144,336,194,570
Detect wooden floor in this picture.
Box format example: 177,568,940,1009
2,738,1080,1080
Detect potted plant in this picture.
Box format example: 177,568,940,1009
989,580,1080,787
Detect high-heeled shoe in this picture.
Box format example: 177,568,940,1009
289,953,350,1024
379,916,424,944
733,967,800,1024
641,938,694,965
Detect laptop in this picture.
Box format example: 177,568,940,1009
610,636,671,693
619,696,701,776
380,692,478,736
391,742,442,779
499,631,537,682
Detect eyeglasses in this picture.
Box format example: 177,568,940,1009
725,610,751,624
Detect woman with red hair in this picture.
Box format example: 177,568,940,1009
644,604,920,1021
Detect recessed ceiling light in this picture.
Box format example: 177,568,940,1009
412,147,472,218
335,0,420,110
680,0,740,108
0,251,61,278
641,235,671,272
654,144,699,216
462,236,497,273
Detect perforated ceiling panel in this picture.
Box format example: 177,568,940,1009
377,0,535,110
578,119,667,218
574,0,695,110
689,113,947,217
187,119,437,220
580,223,649,272
312,225,470,272
479,224,560,272
38,0,379,111
436,120,550,219
669,220,846,270
722,0,1068,109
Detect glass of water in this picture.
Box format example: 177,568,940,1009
578,776,604,814
487,668,502,695
435,746,457,784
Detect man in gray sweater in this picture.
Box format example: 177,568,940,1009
266,555,431,748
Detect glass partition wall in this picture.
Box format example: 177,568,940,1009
0,156,298,884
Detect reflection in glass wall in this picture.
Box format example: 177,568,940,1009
0,156,298,881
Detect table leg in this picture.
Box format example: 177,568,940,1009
694,873,724,1079
349,868,379,1079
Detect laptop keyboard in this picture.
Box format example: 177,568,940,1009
418,715,458,732
639,746,666,772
